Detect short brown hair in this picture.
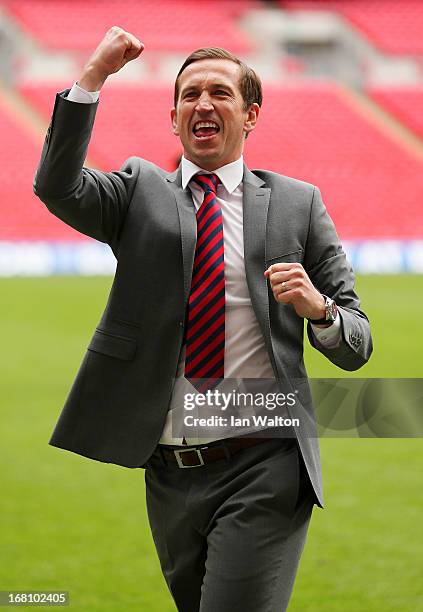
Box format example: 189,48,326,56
174,47,263,111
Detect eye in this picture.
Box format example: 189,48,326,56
183,90,197,99
215,90,229,96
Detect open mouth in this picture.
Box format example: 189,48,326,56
192,121,220,139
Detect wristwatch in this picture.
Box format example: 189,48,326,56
308,295,338,325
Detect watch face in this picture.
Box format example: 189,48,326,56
326,298,338,321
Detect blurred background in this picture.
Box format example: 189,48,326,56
1,1,422,610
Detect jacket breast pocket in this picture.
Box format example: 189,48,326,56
87,329,137,361
265,248,304,265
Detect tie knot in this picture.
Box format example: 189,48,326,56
193,173,220,195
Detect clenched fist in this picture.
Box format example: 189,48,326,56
78,26,144,91
264,262,327,322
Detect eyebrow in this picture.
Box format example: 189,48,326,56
180,82,235,95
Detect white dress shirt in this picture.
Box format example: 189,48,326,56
66,83,341,445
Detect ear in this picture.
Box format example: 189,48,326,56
243,103,260,136
171,107,179,135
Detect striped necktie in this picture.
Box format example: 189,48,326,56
184,173,225,389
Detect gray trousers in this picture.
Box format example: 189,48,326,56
145,438,314,612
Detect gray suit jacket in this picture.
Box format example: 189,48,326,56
34,92,373,507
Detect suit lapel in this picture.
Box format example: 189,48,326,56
166,168,197,307
242,166,278,374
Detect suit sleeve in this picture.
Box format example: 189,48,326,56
303,186,373,371
33,91,140,249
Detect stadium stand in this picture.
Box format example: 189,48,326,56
0,95,82,240
246,82,423,240
367,87,423,141
281,1,423,55
19,81,423,240
1,0,422,272
4,0,257,53
19,83,182,173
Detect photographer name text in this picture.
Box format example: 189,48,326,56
183,415,299,428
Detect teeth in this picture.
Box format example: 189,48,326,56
194,121,219,132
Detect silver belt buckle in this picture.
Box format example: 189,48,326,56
174,447,205,468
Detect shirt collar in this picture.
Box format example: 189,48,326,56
181,155,244,194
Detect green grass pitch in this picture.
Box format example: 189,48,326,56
1,275,422,611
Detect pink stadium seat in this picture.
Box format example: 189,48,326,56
281,1,423,55
5,0,256,53
18,81,423,240
368,87,423,141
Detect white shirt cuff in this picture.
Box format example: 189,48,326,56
310,315,341,349
67,82,100,104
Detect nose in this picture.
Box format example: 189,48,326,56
195,92,213,113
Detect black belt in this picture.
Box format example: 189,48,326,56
159,437,276,468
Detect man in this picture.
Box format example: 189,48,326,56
34,27,372,611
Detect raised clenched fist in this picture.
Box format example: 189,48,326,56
78,27,144,91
